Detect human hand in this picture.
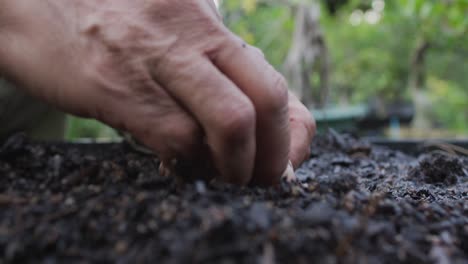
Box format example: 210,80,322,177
0,0,315,185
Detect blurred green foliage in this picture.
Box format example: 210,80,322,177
427,76,468,132
222,0,468,133
66,117,117,140
67,0,468,139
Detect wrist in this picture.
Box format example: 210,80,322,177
0,1,29,77
0,1,74,93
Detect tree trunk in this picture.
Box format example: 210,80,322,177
408,39,431,129
283,2,330,108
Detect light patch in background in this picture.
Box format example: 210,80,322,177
365,10,381,25
372,0,385,12
214,0,220,9
349,10,364,26
349,0,384,26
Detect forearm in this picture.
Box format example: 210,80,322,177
0,1,45,82
0,1,18,76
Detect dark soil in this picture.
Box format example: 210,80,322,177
0,133,467,264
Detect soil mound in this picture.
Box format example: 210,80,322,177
1,133,467,263
409,152,466,185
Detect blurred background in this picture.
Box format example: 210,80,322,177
67,0,468,140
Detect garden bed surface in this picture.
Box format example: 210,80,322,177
0,133,467,263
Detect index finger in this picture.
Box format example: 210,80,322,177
150,54,257,185
210,35,290,186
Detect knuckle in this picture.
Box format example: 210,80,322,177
208,32,254,62
260,73,289,114
216,100,256,142
133,115,201,159
177,124,201,150
290,101,316,142
297,109,316,139
251,46,266,58
308,115,317,138
297,104,316,139
198,14,225,34
162,117,201,152
207,33,239,60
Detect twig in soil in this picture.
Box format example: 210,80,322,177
0,194,27,205
423,141,468,156
43,207,79,222
120,131,154,155
10,207,79,235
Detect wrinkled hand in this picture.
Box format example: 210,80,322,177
0,0,315,185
